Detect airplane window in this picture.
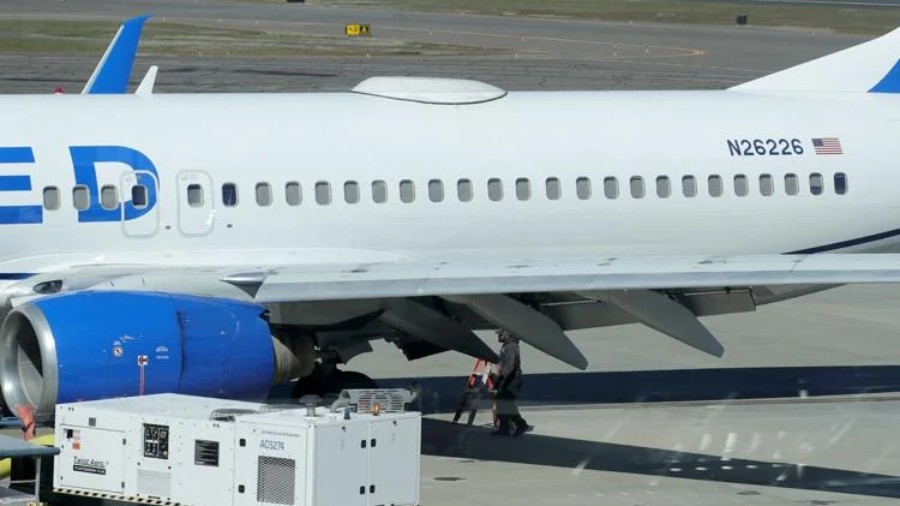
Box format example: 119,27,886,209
733,174,748,197
429,179,444,203
400,179,415,203
759,174,774,196
785,173,799,196
604,177,618,199
682,176,696,198
545,177,561,200
42,187,60,211
255,183,272,207
708,175,723,197
315,181,331,205
72,185,90,210
372,180,387,203
285,182,301,206
488,178,503,202
132,185,148,209
834,172,848,195
344,181,360,204
656,176,671,198
516,178,531,201
101,185,119,210
810,173,824,195
630,176,644,198
576,177,591,200
222,183,238,207
187,184,204,208
457,179,473,202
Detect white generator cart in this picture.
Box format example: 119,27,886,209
53,393,421,506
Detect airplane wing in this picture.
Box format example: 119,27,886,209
15,253,900,302
4,253,899,420
8,253,900,371
241,253,900,368
243,253,900,302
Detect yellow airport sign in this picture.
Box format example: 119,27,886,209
345,23,371,37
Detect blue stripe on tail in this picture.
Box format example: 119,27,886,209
870,59,900,93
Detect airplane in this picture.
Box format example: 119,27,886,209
1,18,899,422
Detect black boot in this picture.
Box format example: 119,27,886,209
491,417,511,436
512,423,533,437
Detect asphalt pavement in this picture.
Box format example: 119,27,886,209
0,0,867,93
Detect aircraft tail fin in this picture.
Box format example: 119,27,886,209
82,15,151,95
731,27,900,94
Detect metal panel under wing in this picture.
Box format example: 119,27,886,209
598,290,725,357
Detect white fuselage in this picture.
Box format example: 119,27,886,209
0,90,897,283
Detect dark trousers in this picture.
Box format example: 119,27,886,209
495,388,527,431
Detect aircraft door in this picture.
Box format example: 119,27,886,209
120,170,159,237
176,171,215,236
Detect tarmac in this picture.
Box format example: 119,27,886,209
419,397,900,506
2,1,900,504
0,0,869,92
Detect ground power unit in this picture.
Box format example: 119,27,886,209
52,393,420,506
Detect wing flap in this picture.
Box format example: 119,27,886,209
445,294,589,370
381,299,499,363
601,290,725,357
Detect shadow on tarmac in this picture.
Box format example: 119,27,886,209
421,418,900,499
377,365,900,414
273,365,900,498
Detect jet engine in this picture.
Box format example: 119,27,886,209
0,291,311,421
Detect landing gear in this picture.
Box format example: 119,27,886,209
291,364,377,400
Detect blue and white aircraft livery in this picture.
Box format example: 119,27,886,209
1,19,900,421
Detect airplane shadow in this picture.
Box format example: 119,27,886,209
376,365,900,414
421,418,900,499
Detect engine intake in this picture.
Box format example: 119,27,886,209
0,291,300,421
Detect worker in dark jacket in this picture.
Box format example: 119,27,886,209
491,329,533,437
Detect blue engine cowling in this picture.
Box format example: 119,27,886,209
0,291,276,421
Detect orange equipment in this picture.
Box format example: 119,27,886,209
451,359,498,427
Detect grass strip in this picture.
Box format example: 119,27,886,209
0,18,505,56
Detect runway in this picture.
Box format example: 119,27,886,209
3,2,900,504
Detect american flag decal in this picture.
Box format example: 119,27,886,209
812,137,843,155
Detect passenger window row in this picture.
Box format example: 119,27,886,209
39,172,849,212
218,172,849,207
